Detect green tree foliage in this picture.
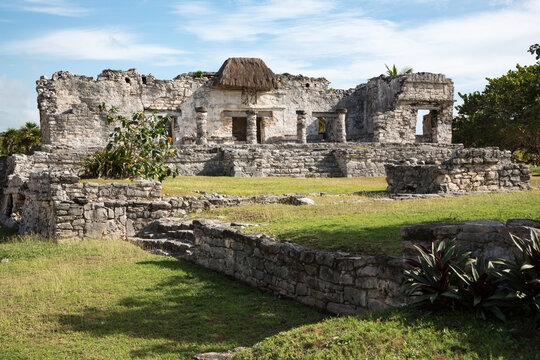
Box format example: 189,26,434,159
82,104,179,182
453,46,540,165
385,64,413,75
0,122,41,155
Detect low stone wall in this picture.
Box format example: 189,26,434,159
18,171,168,238
168,142,463,178
386,148,530,193
13,171,323,238
402,219,540,261
135,218,404,314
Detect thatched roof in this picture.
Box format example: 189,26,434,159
214,58,278,91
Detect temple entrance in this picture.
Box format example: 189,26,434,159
231,116,264,143
232,117,247,141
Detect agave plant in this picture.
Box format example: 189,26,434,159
455,257,513,321
494,231,540,320
403,240,472,309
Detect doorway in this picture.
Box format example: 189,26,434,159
232,117,247,141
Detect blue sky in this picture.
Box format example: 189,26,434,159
0,0,539,130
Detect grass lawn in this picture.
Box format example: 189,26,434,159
0,233,326,360
85,168,540,198
84,176,388,197
200,190,540,255
233,307,540,360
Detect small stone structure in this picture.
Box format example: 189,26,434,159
402,219,540,261
386,148,530,193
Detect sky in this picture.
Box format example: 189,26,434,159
0,0,539,131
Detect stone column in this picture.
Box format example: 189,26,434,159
246,109,257,144
296,110,307,144
259,116,269,144
195,107,207,145
335,108,347,143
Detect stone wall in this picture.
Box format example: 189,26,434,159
169,143,463,178
18,171,167,238
386,148,530,193
134,218,404,315
402,219,540,261
36,70,210,149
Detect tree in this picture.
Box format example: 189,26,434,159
0,122,41,155
453,46,540,165
82,104,179,182
385,64,413,76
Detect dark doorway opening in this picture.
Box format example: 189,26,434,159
232,117,247,141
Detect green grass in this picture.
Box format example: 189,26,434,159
83,176,388,197
0,235,326,359
200,190,540,256
233,307,540,360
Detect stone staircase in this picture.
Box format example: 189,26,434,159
128,218,195,259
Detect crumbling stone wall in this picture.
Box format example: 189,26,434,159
18,171,166,238
360,73,454,144
36,70,209,149
402,219,540,261
386,148,530,193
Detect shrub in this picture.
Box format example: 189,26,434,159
403,240,472,309
82,104,179,182
454,257,512,321
405,232,540,322
494,231,540,321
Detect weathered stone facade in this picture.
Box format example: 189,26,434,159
36,59,454,149
385,148,530,193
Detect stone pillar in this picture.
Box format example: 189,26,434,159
335,108,347,143
195,107,207,145
296,110,307,144
259,116,269,144
246,109,257,144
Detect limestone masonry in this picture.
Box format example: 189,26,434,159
36,59,453,148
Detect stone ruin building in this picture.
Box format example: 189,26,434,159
0,57,532,316
37,57,454,149
0,57,530,232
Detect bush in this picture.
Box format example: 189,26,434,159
404,232,540,322
494,231,540,321
82,104,179,182
403,240,472,309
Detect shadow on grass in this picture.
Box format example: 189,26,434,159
275,218,464,256
54,258,327,359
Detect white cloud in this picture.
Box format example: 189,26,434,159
2,28,184,61
175,0,540,93
0,75,39,131
10,0,90,17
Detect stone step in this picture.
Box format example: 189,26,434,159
128,237,193,257
166,229,195,241
147,218,194,233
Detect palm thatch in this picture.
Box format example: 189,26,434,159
214,58,278,91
